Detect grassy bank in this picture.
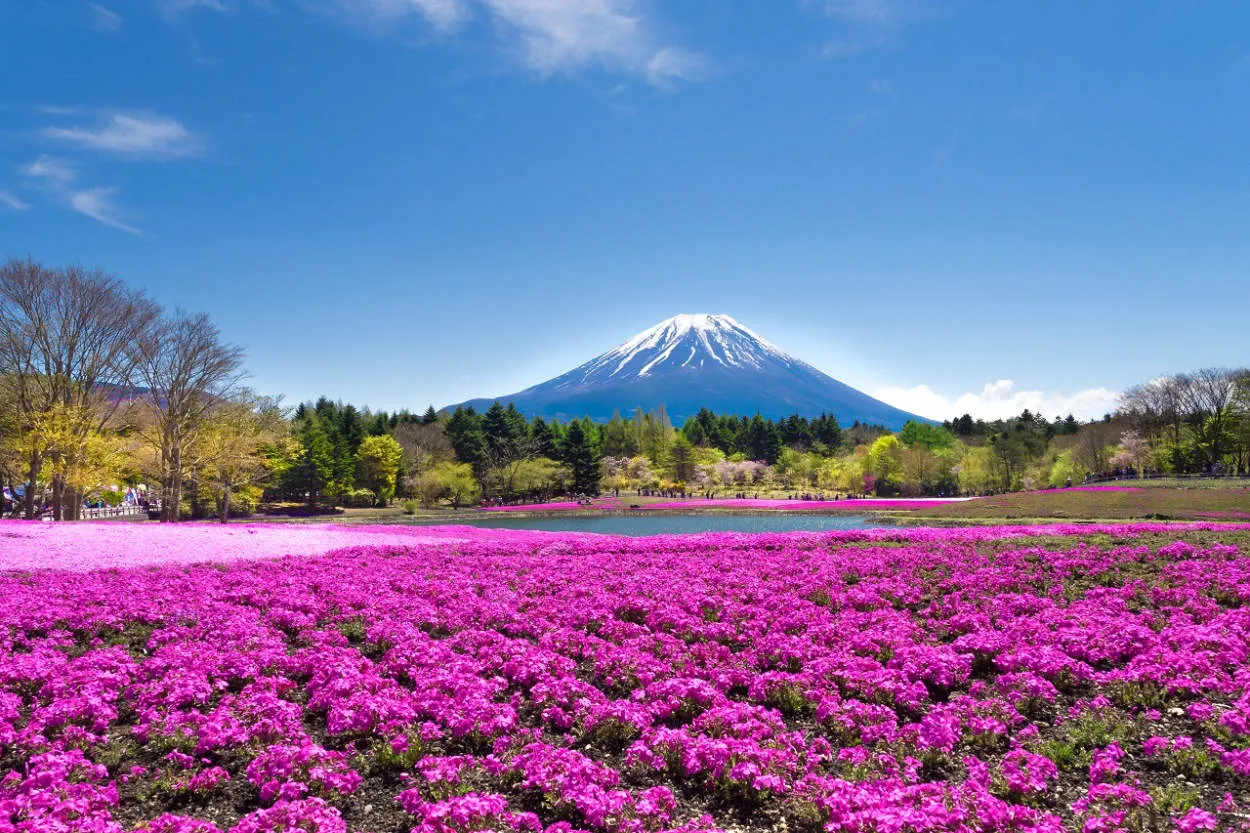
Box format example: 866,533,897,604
914,486,1250,522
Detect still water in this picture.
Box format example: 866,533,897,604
445,513,885,536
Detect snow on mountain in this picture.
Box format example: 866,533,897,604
455,314,931,429
560,314,793,384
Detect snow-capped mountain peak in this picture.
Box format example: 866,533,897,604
566,313,797,385
453,313,930,429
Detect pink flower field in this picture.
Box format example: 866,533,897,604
480,498,968,513
0,521,553,572
638,498,968,512
3,522,1250,833
482,499,622,513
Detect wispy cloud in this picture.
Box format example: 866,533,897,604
644,47,706,88
481,0,681,82
873,379,1121,422
21,155,142,234
816,0,928,59
325,0,468,31
87,2,123,31
867,77,891,94
41,112,204,159
70,188,142,235
174,0,703,87
0,191,30,211
160,0,230,15
23,155,77,185
823,0,917,25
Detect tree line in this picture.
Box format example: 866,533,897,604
0,258,260,521
5,259,1248,518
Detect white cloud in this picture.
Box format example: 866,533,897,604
867,77,890,94
42,112,203,159
185,0,702,86
645,47,706,87
0,191,30,211
468,0,702,85
70,188,142,235
87,2,123,31
160,0,230,14
23,155,77,185
482,0,638,73
823,0,913,25
327,0,467,30
872,379,1121,422
816,0,927,59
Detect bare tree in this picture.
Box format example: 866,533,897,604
394,421,453,479
134,312,245,521
1179,368,1245,469
0,259,157,519
1068,420,1121,477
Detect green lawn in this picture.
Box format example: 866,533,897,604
918,486,1250,522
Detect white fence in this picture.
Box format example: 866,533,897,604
79,505,148,520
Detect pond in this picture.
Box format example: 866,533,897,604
443,513,887,536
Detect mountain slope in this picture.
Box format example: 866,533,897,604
456,314,929,428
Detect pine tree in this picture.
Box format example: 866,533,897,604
483,402,523,465
445,406,488,477
337,405,365,454
746,413,782,463
562,420,602,494
529,416,558,459
421,405,439,425
287,417,335,509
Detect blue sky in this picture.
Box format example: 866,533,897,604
2,1,1248,421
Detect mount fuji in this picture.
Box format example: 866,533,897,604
456,314,930,429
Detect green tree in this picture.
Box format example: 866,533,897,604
356,434,403,505
529,417,559,459
899,420,954,451
602,410,635,457
287,417,335,509
867,434,905,493
562,420,602,494
445,407,488,476
669,433,696,483
745,414,781,463
439,461,479,508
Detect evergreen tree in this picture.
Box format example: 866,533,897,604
421,405,440,425
681,416,708,447
529,416,559,459
601,410,632,457
445,406,488,476
812,413,843,449
745,413,782,463
483,402,524,465
337,405,365,454
562,420,602,494
367,412,390,436
287,417,335,509
504,403,528,445
670,434,696,482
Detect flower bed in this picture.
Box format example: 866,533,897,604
638,498,968,512
2,524,1250,832
0,520,542,572
482,499,622,513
